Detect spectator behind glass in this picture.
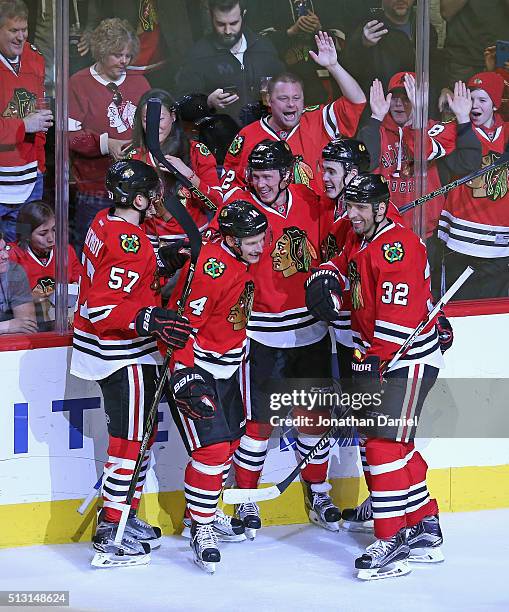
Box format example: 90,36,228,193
438,71,509,300
0,231,37,334
68,17,150,253
483,43,509,122
126,89,223,247
342,0,443,114
0,0,53,243
9,201,81,329
175,0,285,126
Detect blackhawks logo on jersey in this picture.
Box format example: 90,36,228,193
2,88,36,119
227,280,255,330
228,134,244,157
195,142,211,157
293,155,314,187
348,260,364,310
468,152,509,201
320,233,339,262
120,233,141,254
271,226,317,277
382,241,404,263
204,257,226,278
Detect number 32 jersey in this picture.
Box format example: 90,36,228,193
323,221,443,371
71,208,163,380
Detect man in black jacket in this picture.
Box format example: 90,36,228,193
175,0,285,126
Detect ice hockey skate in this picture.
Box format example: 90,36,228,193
96,508,162,550
305,482,341,532
355,529,411,580
235,502,261,539
341,497,374,533
182,508,246,542
407,515,445,563
91,518,151,568
190,521,220,574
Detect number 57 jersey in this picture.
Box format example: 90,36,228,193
324,221,443,371
71,208,163,381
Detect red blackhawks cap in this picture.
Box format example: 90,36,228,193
388,71,416,92
467,71,504,108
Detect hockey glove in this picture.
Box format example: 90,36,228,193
351,353,383,395
305,268,342,322
170,367,216,420
135,306,192,349
156,241,190,277
437,311,453,353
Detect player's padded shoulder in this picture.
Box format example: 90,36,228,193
199,241,245,282
378,224,426,266
191,140,212,157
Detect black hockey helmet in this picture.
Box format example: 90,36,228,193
106,160,160,206
247,139,295,172
322,138,370,173
218,200,268,238
344,173,390,213
176,93,213,123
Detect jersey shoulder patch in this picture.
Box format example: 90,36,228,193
228,134,245,156
29,43,43,55
303,105,320,113
203,257,226,279
194,142,211,156
382,241,405,263
119,233,141,254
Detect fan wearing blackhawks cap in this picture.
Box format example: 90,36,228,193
438,71,509,300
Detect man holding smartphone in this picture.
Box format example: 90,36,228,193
175,0,284,126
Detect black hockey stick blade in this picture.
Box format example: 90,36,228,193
146,98,217,212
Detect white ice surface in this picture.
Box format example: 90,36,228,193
1,509,508,612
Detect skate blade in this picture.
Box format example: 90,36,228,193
91,551,151,568
341,519,374,533
194,558,216,574
409,546,445,563
213,530,247,543
309,510,340,532
245,528,258,540
138,536,161,550
357,561,411,581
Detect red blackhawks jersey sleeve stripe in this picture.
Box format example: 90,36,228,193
169,241,253,379
71,210,162,380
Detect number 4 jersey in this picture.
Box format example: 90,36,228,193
322,221,443,371
71,208,163,380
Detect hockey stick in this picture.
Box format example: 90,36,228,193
77,474,103,515
114,99,202,545
222,265,474,505
147,97,217,213
399,150,509,215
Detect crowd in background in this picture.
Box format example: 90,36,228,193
1,0,509,335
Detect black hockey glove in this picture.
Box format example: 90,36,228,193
437,311,453,353
156,240,190,277
170,367,216,420
351,354,383,395
135,306,192,349
305,268,342,322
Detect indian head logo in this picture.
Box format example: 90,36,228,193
320,233,339,262
348,260,364,310
2,88,36,119
293,155,314,187
271,226,317,277
227,280,255,330
467,152,508,201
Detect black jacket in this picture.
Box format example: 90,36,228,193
175,28,285,124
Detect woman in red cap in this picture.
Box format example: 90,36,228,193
438,71,509,300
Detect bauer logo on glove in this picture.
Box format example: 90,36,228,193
170,367,217,420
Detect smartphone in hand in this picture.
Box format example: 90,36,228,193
222,86,239,95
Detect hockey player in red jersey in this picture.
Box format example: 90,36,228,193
70,160,192,568
126,89,223,248
306,174,445,580
439,71,509,299
221,30,365,193
223,139,341,535
167,200,267,573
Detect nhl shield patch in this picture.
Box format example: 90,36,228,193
382,241,404,263
203,257,226,278
228,134,244,157
120,233,141,254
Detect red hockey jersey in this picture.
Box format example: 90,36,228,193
438,116,509,258
68,66,150,194
223,184,328,348
128,142,222,246
221,98,365,193
322,221,443,371
169,240,254,379
71,208,162,380
0,43,46,203
8,243,81,292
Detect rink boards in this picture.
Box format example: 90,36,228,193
1,312,509,547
